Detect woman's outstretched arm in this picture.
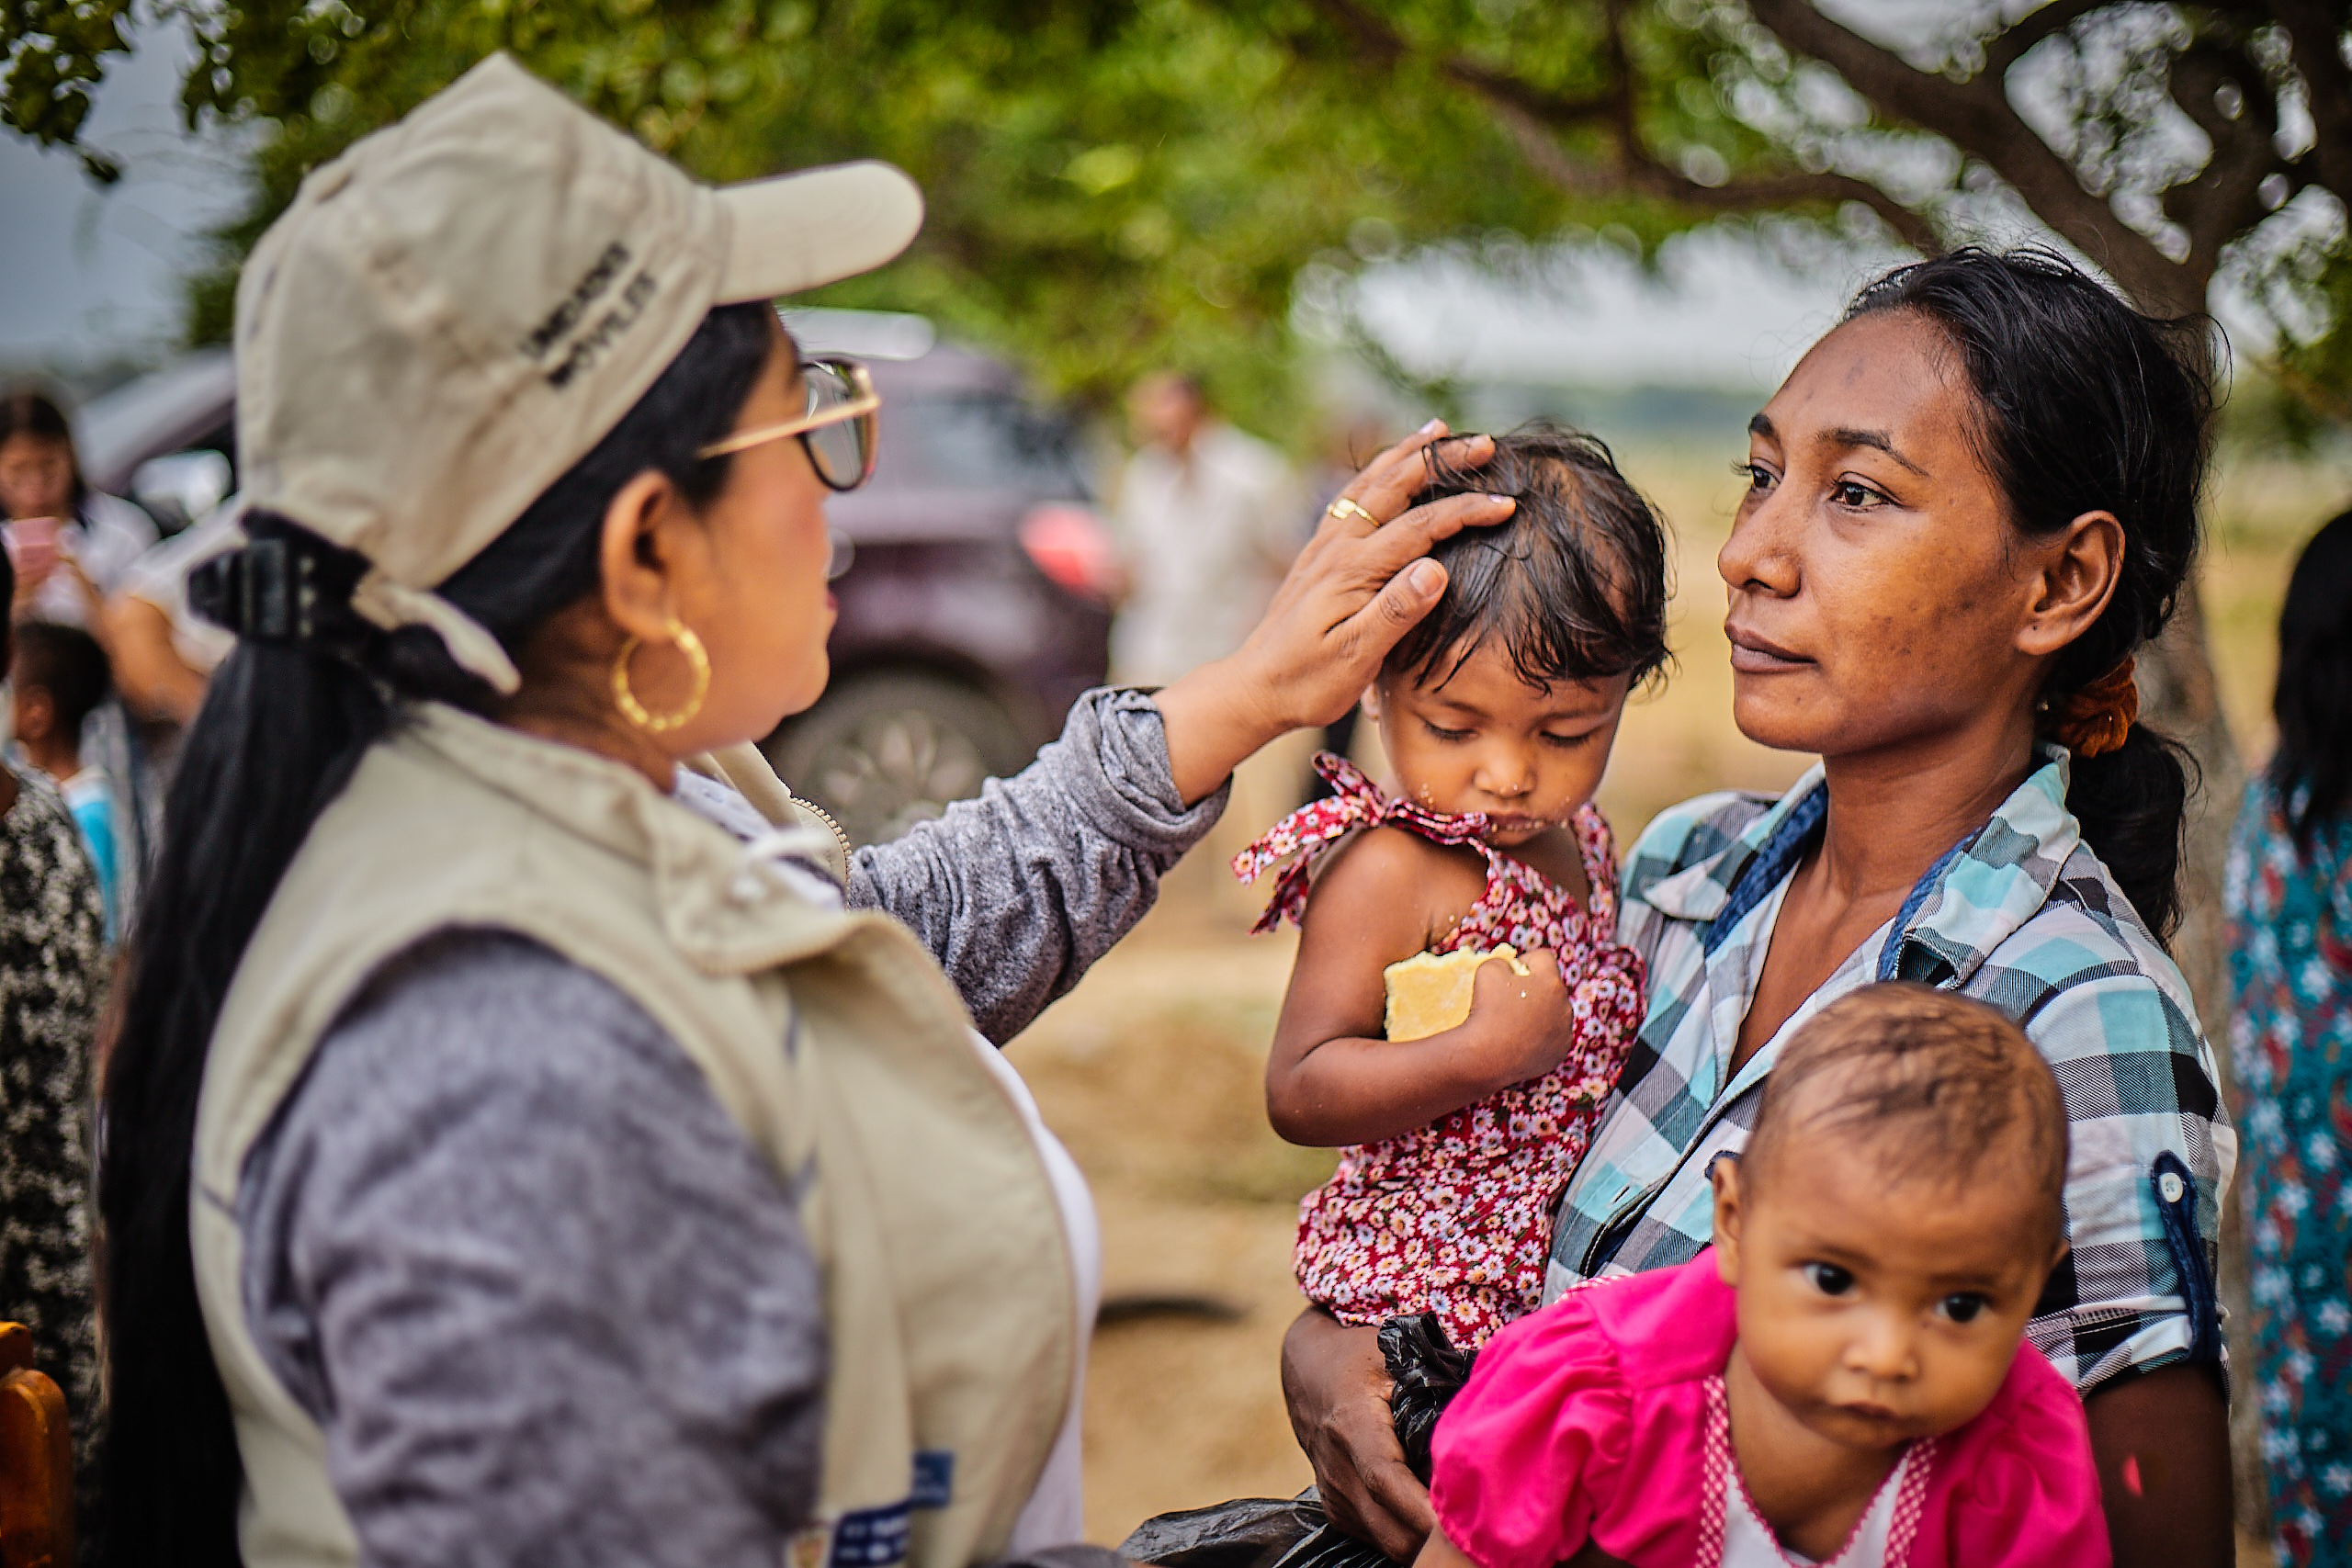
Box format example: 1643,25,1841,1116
851,426,1511,1041
845,688,1217,1043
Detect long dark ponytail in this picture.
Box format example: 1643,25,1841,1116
1847,248,2212,940
96,302,775,1567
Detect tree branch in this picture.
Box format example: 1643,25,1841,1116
1300,0,1938,255
2165,38,2290,284
1982,0,2111,79
2266,0,2352,207
1743,0,2200,310
1473,89,1938,251
1303,0,1616,131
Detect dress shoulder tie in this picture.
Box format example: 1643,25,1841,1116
1231,752,1493,936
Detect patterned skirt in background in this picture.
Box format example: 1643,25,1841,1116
2227,782,2352,1567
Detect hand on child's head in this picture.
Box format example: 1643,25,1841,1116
1710,985,2069,1453
1368,423,1667,836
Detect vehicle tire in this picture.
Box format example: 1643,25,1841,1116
762,670,1033,848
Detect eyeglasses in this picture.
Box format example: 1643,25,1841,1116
697,357,881,491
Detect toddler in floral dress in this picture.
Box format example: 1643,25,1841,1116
1235,424,1668,1350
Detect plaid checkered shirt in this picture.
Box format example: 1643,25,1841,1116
1546,747,2238,1393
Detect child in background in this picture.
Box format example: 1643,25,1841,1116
11,621,119,939
1422,985,2105,1568
1233,424,1668,1349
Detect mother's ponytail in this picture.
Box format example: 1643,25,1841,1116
1849,249,2213,941
96,301,775,1567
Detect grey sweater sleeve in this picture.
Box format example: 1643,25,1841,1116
846,686,1227,1043
239,931,827,1568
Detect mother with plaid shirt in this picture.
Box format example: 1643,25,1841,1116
1281,247,2237,1568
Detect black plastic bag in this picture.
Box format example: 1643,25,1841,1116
1377,1313,1475,1482
1119,1495,1330,1568
1121,1314,1476,1568
1120,1491,1392,1568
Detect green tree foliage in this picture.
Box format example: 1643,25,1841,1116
9,2,2351,435
8,0,1800,429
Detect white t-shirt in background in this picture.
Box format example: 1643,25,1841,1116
1110,423,1304,685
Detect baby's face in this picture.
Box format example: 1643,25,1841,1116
1713,1140,2063,1453
1369,642,1629,845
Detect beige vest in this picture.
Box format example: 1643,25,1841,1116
190,704,1077,1568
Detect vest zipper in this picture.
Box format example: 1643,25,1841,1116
797,795,854,870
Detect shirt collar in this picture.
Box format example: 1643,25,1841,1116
1894,745,2081,987
1641,760,1828,925
1644,746,2084,988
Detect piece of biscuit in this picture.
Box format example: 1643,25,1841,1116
1382,945,1529,1042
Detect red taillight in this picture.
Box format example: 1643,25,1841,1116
1020,503,1120,602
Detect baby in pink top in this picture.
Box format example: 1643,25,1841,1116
1421,984,2109,1568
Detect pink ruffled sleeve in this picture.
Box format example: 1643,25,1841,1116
1428,1294,1631,1568
1933,1348,2112,1568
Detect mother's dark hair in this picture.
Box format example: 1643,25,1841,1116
1847,247,2211,940
96,302,776,1567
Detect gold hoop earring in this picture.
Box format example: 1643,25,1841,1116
612,619,711,733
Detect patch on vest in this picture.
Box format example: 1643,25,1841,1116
910,1450,955,1509
797,1452,956,1568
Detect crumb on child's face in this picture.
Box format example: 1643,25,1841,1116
1712,1136,2064,1454
1369,642,1629,846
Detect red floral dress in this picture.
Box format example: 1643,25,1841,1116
1233,754,1645,1348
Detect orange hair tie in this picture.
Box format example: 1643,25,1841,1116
2049,657,2139,759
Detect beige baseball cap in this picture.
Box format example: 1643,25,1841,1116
233,51,923,691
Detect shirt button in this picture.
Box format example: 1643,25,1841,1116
2159,1171,2188,1204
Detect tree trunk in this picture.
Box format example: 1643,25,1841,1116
2136,580,2267,1542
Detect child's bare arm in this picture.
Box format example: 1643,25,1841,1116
1266,829,1582,1146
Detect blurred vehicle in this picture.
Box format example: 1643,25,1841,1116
68,310,1117,845
77,348,239,534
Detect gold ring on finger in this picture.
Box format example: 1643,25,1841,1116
1326,496,1381,526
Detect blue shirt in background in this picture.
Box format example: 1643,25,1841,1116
59,769,117,942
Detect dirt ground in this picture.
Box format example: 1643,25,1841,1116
1001,440,2345,1560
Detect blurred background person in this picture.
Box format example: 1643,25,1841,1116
0,389,156,628
102,500,241,729
1109,371,1303,686
4,388,165,919
1111,373,1311,898
11,619,121,941
0,546,107,1520
2226,509,2352,1568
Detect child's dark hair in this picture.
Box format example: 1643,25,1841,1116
12,619,111,736
1385,422,1670,693
1743,984,2069,1246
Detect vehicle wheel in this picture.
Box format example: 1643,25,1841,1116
762,671,1032,847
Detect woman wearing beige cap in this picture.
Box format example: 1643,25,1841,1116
94,53,1514,1568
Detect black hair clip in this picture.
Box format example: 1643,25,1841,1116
188,536,322,642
